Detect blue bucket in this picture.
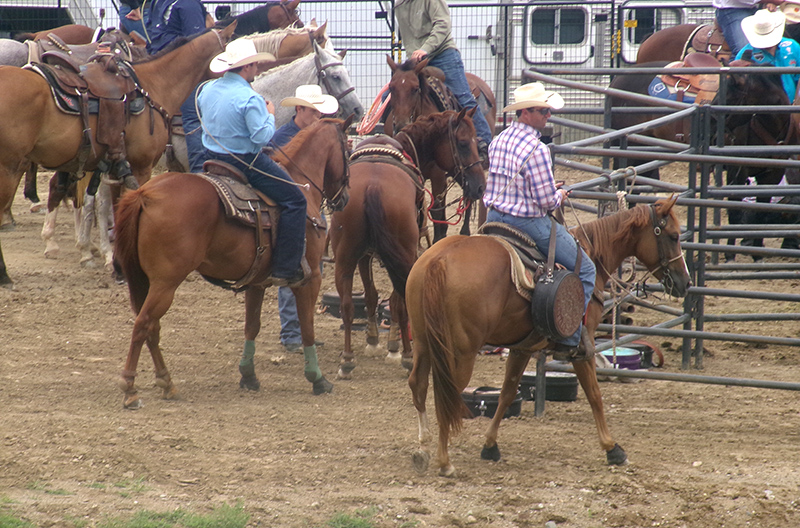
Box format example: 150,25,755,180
601,347,642,370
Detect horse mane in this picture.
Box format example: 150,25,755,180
573,205,652,267
254,48,315,78
726,61,788,106
399,110,455,137
132,28,212,63
244,26,311,55
273,118,343,163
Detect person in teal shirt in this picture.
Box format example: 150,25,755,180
736,9,800,102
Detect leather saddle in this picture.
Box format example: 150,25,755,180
26,31,135,72
476,222,547,301
658,52,722,105
685,22,732,65
421,66,460,112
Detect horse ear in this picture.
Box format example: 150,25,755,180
220,19,237,40
456,107,468,125
466,106,477,118
387,54,399,72
414,58,429,74
342,113,355,131
338,49,347,59
285,0,301,10
657,194,678,215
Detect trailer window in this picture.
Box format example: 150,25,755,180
624,7,682,44
530,8,586,46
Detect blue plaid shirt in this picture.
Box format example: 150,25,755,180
482,121,562,218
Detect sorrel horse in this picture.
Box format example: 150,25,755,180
383,57,494,242
330,109,486,380
215,0,303,35
13,23,97,45
406,197,691,476
0,25,237,287
113,117,353,409
251,39,364,128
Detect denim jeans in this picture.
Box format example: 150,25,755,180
119,3,149,42
278,286,301,345
486,209,596,346
180,84,205,173
716,7,758,58
203,150,307,277
428,48,494,145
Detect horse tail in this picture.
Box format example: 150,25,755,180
422,256,471,439
114,189,149,313
363,186,413,296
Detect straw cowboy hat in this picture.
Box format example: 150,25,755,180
741,9,786,49
502,82,565,113
210,38,275,73
280,84,339,115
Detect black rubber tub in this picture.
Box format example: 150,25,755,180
519,367,579,402
461,386,523,419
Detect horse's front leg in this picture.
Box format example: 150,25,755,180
95,180,114,270
41,172,69,259
572,359,628,465
293,251,333,395
334,260,358,380
24,162,43,212
76,184,98,268
481,349,531,462
238,285,266,391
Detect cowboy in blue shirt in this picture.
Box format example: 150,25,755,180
145,0,207,54
736,9,800,101
198,40,309,288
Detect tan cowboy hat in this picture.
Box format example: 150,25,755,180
280,84,339,115
502,82,565,113
741,9,786,49
210,38,276,73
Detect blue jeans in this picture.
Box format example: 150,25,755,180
428,48,494,145
203,150,307,278
486,209,596,346
278,286,301,345
180,84,205,173
716,7,758,58
119,4,149,42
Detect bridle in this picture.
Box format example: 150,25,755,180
648,204,686,280
277,0,303,28
309,37,355,108
444,113,483,186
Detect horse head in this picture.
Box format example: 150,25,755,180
314,42,363,123
440,107,486,201
322,114,354,211
723,60,790,135
387,56,432,134
628,195,691,297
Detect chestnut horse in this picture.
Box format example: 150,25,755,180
114,117,353,409
0,24,237,287
330,109,486,380
406,197,691,476
384,57,494,242
14,23,97,45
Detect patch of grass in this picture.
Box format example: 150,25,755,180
97,502,249,528
24,481,72,496
64,516,89,528
0,511,35,528
324,507,379,528
87,482,107,490
113,477,149,498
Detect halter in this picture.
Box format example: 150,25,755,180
648,204,686,277
309,39,355,106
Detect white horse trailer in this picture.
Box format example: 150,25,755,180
0,0,100,38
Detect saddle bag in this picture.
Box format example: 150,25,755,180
530,216,585,341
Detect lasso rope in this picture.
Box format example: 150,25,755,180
356,82,390,135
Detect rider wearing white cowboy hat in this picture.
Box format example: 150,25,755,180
210,38,276,73
501,82,565,113
736,9,800,102
269,85,340,149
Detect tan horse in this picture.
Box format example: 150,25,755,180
114,117,353,409
406,197,691,476
0,24,237,287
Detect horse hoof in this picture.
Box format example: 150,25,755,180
401,358,413,372
43,248,60,259
387,340,400,353
122,395,143,410
606,443,628,465
30,203,44,213
364,343,382,356
412,450,430,474
438,464,456,477
80,259,98,269
239,375,261,391
385,351,401,363
481,444,501,462
336,368,352,380
312,376,334,395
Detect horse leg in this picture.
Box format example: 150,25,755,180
431,191,448,243
95,180,114,270
24,162,43,212
76,179,99,269
238,285,266,391
386,290,412,371
459,202,472,236
481,349,532,463
571,359,628,465
41,172,70,259
293,266,334,395
0,164,24,286
359,256,382,354
408,334,433,474
335,257,358,380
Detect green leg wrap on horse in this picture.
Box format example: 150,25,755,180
240,340,256,367
303,345,322,383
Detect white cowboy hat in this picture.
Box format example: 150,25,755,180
741,9,786,49
210,38,276,73
502,82,565,113
780,1,800,24
280,84,339,115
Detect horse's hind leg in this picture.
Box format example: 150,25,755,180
41,172,70,259
95,180,114,270
237,286,266,391
572,359,628,465
408,339,433,474
24,162,42,212
359,256,382,354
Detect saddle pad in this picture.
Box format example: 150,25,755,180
473,234,541,301
648,76,697,104
193,172,275,231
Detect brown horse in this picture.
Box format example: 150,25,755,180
330,109,485,379
215,0,303,35
247,21,329,74
0,24,237,287
113,116,353,409
384,57,494,242
14,23,97,45
406,197,691,476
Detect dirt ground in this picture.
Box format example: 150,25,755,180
2,164,800,528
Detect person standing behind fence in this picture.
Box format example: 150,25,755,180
483,83,596,360
736,9,800,101
393,0,493,163
714,0,786,58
